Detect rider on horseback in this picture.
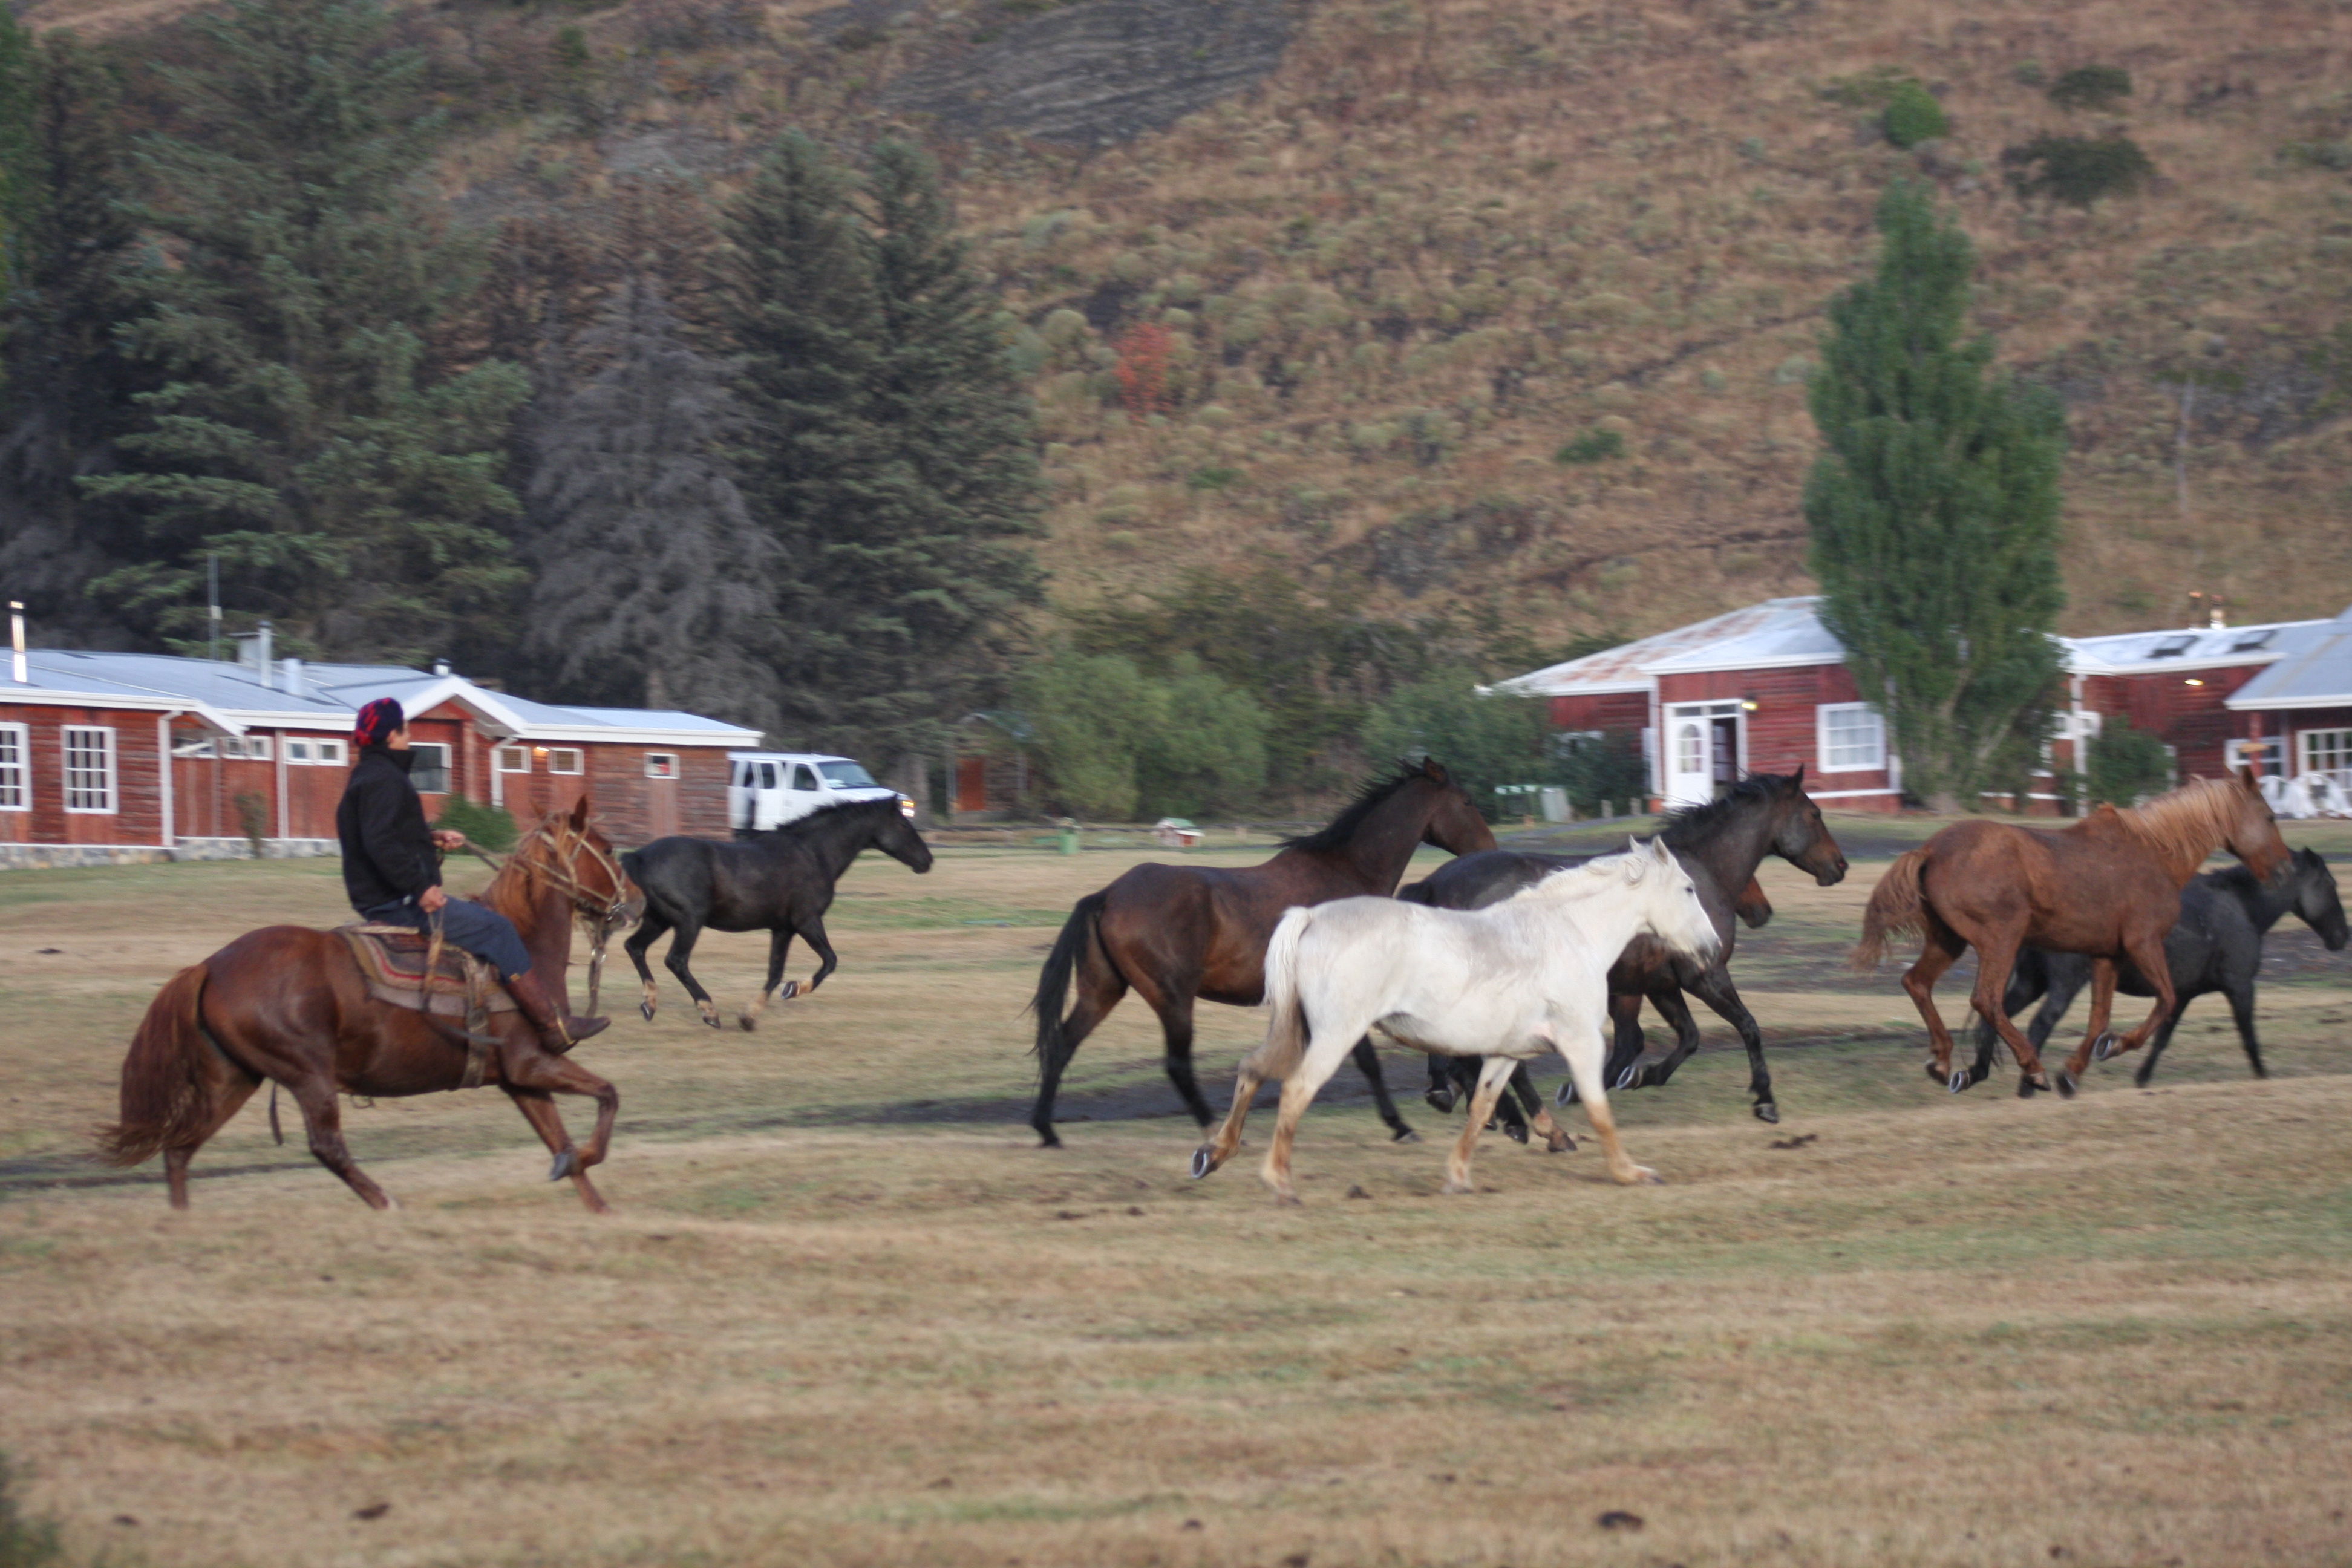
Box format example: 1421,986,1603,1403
338,698,609,1054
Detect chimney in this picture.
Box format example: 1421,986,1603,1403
433,658,451,676
9,601,25,685
235,621,276,688
280,656,304,697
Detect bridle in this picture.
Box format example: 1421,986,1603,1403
466,818,635,1014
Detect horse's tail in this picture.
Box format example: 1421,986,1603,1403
94,964,217,1167
1243,905,1316,1081
1028,891,1108,1071
1852,849,1929,971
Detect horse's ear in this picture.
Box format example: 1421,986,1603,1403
570,794,592,831
2238,763,2262,794
1789,761,1806,789
1422,757,1450,784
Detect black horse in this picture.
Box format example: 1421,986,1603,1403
1967,846,2346,1086
621,797,934,1030
1409,769,1848,1126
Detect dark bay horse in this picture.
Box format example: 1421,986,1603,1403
1967,847,2345,1086
622,796,934,1030
1028,758,1495,1148
1411,768,1848,1125
97,799,636,1212
1855,769,2290,1097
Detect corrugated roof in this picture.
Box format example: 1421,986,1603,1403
1498,598,1838,694
2227,604,2352,710
2065,616,2332,675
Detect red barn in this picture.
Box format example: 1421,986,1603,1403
2221,605,2352,796
2,641,760,867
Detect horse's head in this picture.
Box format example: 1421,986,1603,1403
1766,763,1849,886
877,797,935,875
1613,835,1720,964
2225,765,2293,881
519,795,638,929
2288,846,2349,952
1412,757,1500,857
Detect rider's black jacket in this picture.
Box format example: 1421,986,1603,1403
336,746,441,911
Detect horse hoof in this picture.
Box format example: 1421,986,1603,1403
1627,1166,1664,1186
1392,1128,1421,1145
2054,1071,2077,1100
2092,1031,2118,1063
1754,1102,1780,1125
1272,1191,1302,1207
700,1014,722,1031
639,1001,656,1022
738,1014,757,1032
549,1149,577,1181
1189,1146,1216,1179
1948,1068,1971,1095
1503,1121,1529,1145
1615,1063,1645,1092
782,981,800,1001
1926,1062,1948,1085
1423,1088,1455,1113
1546,1130,1575,1154
1035,1129,1062,1150
1557,1082,1579,1106
1440,1178,1474,1195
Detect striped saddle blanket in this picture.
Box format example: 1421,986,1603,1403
337,923,517,1020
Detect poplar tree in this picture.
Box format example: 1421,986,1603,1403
521,278,785,731
1805,180,2066,811
81,0,527,662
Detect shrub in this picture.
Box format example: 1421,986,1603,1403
2083,716,2172,807
1883,79,1949,148
434,795,520,854
2047,65,2132,113
2002,134,2155,207
232,789,270,858
1556,728,1649,814
1362,676,1555,820
1553,426,1625,465
1016,649,1267,818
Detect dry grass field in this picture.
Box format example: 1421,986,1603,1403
5,828,2352,1566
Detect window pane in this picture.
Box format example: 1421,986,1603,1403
64,727,113,812
0,725,25,809
549,749,583,776
2305,730,2352,779
817,762,878,788
646,753,678,779
759,763,777,790
411,744,450,793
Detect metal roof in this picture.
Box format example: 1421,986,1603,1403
1498,598,1841,695
5,648,760,746
2226,604,2352,711
2064,616,2333,676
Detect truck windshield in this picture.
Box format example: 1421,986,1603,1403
818,762,878,788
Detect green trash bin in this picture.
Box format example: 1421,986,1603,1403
1057,826,1081,855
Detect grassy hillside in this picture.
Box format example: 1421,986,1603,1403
31,0,2352,656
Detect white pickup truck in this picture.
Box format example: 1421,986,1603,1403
726,751,913,834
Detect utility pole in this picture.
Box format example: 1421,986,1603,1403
207,554,221,662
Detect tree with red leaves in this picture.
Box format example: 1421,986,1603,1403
1114,321,1175,420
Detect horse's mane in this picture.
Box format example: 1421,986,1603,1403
2114,776,2251,871
1281,766,1432,852
1658,773,1796,844
479,818,566,924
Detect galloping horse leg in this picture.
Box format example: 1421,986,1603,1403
793,915,840,995
1423,1054,1456,1112
1443,1056,1520,1195
658,915,725,1029
1683,965,1778,1124
1567,990,1647,1106
2064,931,2176,1089
1618,982,1702,1092
2062,958,2122,1097
1510,1067,1574,1152
1191,1065,1264,1179
283,1073,397,1210
2132,993,2197,1087
1556,1017,1658,1186
161,1071,262,1212
501,1085,610,1214
1961,923,2056,1097
740,926,799,1032
1348,1037,1420,1142
1031,943,1127,1148
500,1043,622,1189
1135,977,1215,1128
1900,916,1971,1093
623,909,673,1022
1972,962,2053,1086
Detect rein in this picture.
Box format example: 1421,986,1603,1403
469,822,633,1015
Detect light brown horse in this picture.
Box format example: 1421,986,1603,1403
1854,769,2288,1097
96,798,636,1212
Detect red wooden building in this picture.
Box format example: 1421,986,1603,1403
2,638,760,866
1498,597,2352,814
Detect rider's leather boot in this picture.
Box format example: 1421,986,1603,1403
506,969,609,1056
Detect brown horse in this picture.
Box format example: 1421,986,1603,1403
96,797,637,1212
1854,769,2288,1097
1028,759,1497,1147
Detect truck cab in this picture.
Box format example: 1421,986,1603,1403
727,751,910,834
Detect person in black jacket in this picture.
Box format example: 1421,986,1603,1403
338,697,607,1056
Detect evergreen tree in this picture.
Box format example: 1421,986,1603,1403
80,0,527,662
520,278,785,732
1805,181,2066,811
724,132,1042,761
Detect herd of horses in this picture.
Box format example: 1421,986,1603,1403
97,757,2342,1210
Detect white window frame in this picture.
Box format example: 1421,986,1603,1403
283,737,348,766
2225,737,2281,777
62,725,117,814
2301,728,2352,785
546,748,584,776
495,746,532,774
645,752,679,779
408,742,452,793
0,722,27,811
1815,702,1886,773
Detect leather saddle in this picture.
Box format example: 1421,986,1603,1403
337,923,518,1020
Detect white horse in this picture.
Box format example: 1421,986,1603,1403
1191,838,1720,1203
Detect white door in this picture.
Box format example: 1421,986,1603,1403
1663,702,1742,808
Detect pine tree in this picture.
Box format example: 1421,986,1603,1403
79,0,528,662
520,278,785,732
1805,180,2066,811
722,132,1042,762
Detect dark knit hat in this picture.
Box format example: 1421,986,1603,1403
353,697,405,749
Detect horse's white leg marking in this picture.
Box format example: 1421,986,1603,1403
1195,1068,1263,1177
1558,1014,1658,1186
1443,1055,1519,1193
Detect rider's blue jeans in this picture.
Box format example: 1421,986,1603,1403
358,896,532,981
